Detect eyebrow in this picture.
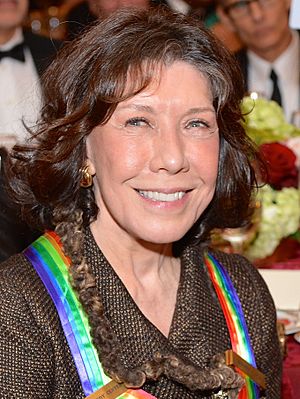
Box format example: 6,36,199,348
117,104,216,115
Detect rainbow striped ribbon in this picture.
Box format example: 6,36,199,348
204,252,259,399
23,231,155,399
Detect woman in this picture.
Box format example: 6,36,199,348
0,6,281,399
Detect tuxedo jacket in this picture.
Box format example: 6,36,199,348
0,32,62,263
23,29,62,77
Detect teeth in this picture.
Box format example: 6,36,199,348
138,190,185,202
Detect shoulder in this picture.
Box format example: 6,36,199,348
188,245,276,318
202,249,282,395
0,252,42,287
203,249,278,348
0,253,56,328
208,249,272,302
23,29,62,49
23,29,63,75
0,253,83,397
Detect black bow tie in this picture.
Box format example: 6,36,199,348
0,42,25,62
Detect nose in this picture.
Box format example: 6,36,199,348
149,128,190,174
249,0,264,21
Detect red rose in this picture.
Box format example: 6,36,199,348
259,142,298,190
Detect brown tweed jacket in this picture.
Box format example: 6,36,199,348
0,230,282,398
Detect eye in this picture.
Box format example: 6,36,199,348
184,118,218,138
125,117,149,127
186,119,208,129
233,0,248,9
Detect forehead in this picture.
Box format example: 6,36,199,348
120,61,213,107
124,60,211,96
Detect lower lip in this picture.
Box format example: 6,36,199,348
137,191,190,209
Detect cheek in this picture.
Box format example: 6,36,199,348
192,139,219,181
111,139,148,173
91,136,148,181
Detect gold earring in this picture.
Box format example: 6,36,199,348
80,165,93,188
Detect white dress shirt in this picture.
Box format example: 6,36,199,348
248,30,300,123
0,28,42,145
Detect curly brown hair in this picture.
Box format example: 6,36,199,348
7,6,258,395
9,6,257,238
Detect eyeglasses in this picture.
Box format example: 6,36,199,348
223,0,275,18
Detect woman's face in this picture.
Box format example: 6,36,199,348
87,61,219,246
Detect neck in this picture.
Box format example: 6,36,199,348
90,221,177,282
89,222,181,337
0,28,17,45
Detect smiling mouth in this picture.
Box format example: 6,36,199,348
137,190,188,202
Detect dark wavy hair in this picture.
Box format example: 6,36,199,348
7,6,256,394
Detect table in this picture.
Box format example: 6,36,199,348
256,238,300,399
282,336,300,399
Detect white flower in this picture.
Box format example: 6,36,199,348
245,186,300,260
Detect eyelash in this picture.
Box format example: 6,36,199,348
125,118,211,127
185,119,210,129
125,117,149,127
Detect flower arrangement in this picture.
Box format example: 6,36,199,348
241,96,300,260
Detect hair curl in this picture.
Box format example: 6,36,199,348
7,6,259,395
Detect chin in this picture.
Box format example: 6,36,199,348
138,226,192,246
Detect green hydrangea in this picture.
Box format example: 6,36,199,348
241,97,300,146
245,185,300,260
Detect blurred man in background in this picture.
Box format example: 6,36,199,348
0,0,61,142
217,0,299,122
66,0,151,40
0,0,61,262
66,0,243,52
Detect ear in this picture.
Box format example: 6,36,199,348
216,5,237,32
85,138,96,176
85,158,96,176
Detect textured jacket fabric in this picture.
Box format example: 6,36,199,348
0,230,282,398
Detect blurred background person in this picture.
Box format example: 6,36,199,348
0,0,62,262
0,0,62,143
66,0,152,40
65,0,242,52
217,0,300,122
